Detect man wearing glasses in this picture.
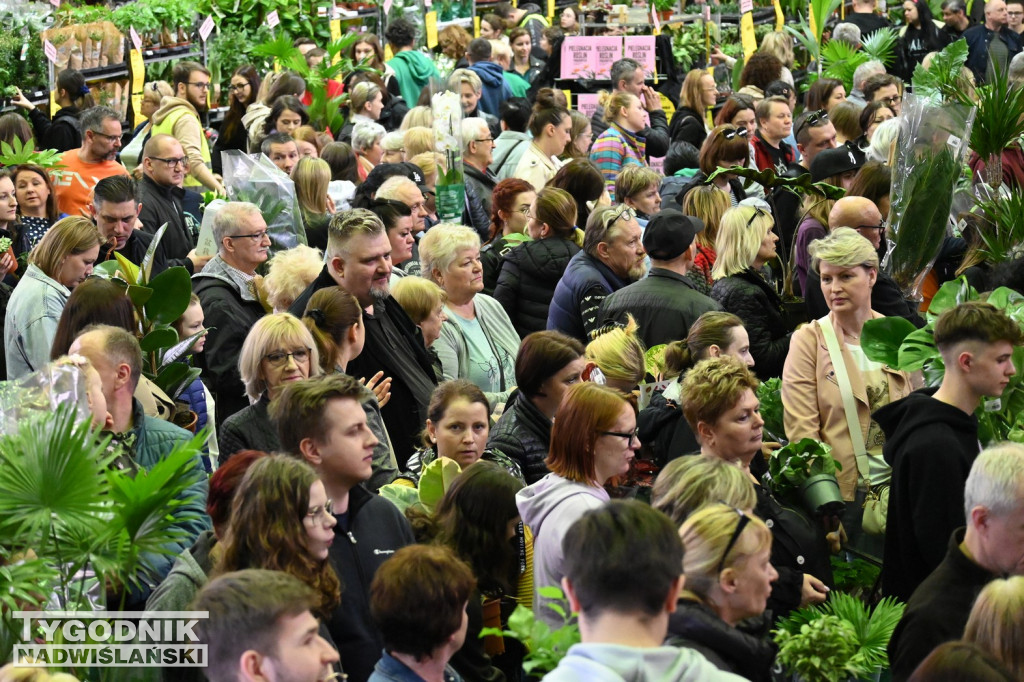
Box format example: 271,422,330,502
51,105,129,218
193,202,272,422
138,133,211,274
863,73,904,116
461,117,498,217
150,60,226,194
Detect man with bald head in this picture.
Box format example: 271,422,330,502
138,133,211,274
802,196,924,326
964,0,1022,83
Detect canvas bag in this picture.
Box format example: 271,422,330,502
819,316,888,535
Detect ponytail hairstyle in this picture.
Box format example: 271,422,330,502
57,68,95,109
528,89,570,138
664,311,745,378
600,91,636,124
533,186,578,239
489,178,535,243
302,287,364,372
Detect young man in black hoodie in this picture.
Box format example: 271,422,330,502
272,374,415,682
874,301,1023,603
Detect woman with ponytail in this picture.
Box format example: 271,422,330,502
480,178,535,295
638,311,754,466
512,91,571,190
590,91,649,200
13,69,95,152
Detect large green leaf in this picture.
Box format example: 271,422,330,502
140,223,168,285
143,266,193,325
927,276,977,320
861,316,918,367
113,251,140,286
140,327,179,353
897,327,937,371
127,283,154,309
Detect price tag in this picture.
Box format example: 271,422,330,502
332,4,341,18
741,10,756,58
651,7,661,33
199,15,215,42
330,17,341,43
44,39,57,64
130,48,146,122
267,10,280,28
20,42,28,61
740,0,753,13
318,5,328,16
425,11,438,48
383,0,393,13
130,26,142,51
425,0,432,8
703,5,711,20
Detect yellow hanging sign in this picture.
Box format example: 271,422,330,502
562,89,572,108
473,15,481,37
130,48,145,122
548,0,555,21
425,11,439,48
385,43,394,60
774,0,784,30
740,11,757,61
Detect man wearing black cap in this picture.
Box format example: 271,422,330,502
598,209,720,348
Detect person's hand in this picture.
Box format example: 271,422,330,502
641,85,663,112
11,88,34,111
187,249,213,272
761,440,781,459
0,250,16,278
361,371,393,409
800,573,829,606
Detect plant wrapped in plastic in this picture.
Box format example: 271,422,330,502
882,92,975,300
221,149,307,257
433,89,465,223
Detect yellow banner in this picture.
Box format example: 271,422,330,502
385,43,394,60
425,11,438,48
130,48,145,122
741,11,757,62
774,0,784,30
474,15,481,37
563,89,572,107
548,0,555,21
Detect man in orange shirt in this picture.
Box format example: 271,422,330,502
51,106,128,218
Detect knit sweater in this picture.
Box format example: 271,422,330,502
590,124,647,201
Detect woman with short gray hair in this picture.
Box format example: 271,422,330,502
418,223,520,411
351,121,387,182
782,227,914,556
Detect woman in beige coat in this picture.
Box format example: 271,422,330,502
782,228,915,558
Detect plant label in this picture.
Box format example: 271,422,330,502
383,0,393,13
199,16,215,42
651,7,661,33
130,26,142,51
50,0,59,7
318,5,328,15
267,10,280,28
43,39,57,64
740,0,753,13
703,5,711,20
20,42,28,61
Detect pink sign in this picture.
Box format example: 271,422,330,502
624,36,656,75
560,37,595,79
577,93,600,121
592,37,623,80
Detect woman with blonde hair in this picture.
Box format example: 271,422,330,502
560,110,593,160
669,69,718,150
757,31,795,86
293,156,333,251
584,315,646,393
400,106,433,131
710,205,792,379
391,275,449,350
263,244,324,313
782,227,914,556
681,184,731,294
5,216,103,379
590,92,649,199
652,455,757,527
121,79,174,170
403,126,435,160
494,186,583,337
964,576,1024,680
420,223,520,409
670,503,779,679
218,313,322,464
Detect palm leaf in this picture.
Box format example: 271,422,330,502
912,38,969,102
821,39,868,93
861,26,899,67
962,65,1024,160
860,597,905,668
974,192,1024,263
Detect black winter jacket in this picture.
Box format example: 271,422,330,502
218,395,280,465
873,386,980,603
590,106,671,161
711,268,793,380
666,598,778,682
28,106,81,153
481,235,522,297
487,390,552,484
637,386,699,466
193,258,268,425
493,237,581,338
667,105,708,150
137,173,196,274
598,267,720,348
674,172,747,208
99,229,167,275
327,485,416,682
464,162,497,219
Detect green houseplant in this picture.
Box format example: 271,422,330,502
763,437,844,517
378,456,462,515
480,586,581,676
756,376,786,443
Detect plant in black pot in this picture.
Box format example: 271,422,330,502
763,437,844,517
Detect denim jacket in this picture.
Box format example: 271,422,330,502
368,651,463,682
4,264,70,379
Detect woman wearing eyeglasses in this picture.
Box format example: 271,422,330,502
218,313,323,465
120,80,174,171
711,205,794,380
782,228,914,557
481,179,536,297
213,454,342,678
675,124,751,208
212,66,260,175
517,382,640,627
669,503,779,680
680,357,832,619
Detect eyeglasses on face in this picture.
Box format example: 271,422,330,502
717,506,752,574
263,348,311,367
188,82,211,90
149,156,187,168
226,229,269,242
795,109,829,140
229,83,250,92
307,498,334,522
857,221,885,232
475,137,495,145
599,427,639,448
90,129,121,142
881,95,902,106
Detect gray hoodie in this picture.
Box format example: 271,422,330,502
542,643,748,682
516,473,609,627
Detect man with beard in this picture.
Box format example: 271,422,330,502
288,210,437,464
150,61,225,194
548,204,648,342
52,105,128,217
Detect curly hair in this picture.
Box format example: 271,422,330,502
739,53,783,91
215,454,342,619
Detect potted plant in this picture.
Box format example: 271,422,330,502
763,437,844,517
652,0,678,21
480,587,581,677
756,377,787,444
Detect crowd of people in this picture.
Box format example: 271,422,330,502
3,2,1024,680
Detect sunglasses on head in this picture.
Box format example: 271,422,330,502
717,505,752,573
721,126,749,140
795,109,829,139
745,206,769,229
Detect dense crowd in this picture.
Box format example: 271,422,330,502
2,1,1024,680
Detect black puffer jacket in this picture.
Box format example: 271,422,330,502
493,237,581,338
711,268,794,380
480,235,526,296
667,105,708,150
487,390,552,484
637,385,699,466
28,106,82,153
666,598,778,682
